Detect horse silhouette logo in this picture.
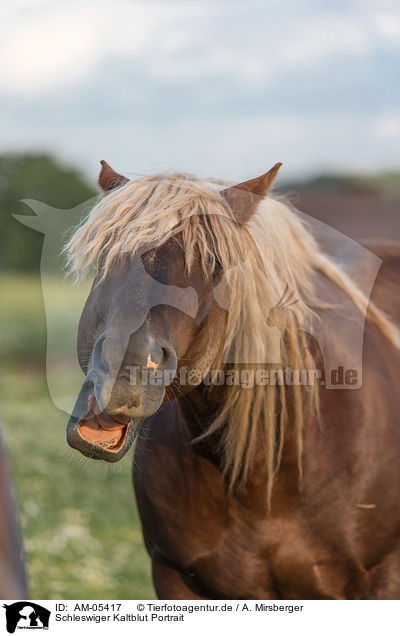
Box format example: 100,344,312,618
15,193,383,389
2,602,50,633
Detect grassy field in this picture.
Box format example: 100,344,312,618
0,274,155,599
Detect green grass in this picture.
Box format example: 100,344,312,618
0,274,155,599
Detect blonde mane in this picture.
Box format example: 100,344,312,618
65,172,400,502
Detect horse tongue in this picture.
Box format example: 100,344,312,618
90,395,130,429
96,411,129,430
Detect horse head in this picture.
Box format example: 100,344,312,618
66,161,281,461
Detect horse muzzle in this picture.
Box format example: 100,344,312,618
66,380,143,462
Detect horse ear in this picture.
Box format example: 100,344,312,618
98,160,128,192
221,162,282,224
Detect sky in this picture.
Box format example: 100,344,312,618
0,0,400,183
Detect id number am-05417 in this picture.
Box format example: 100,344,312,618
74,604,122,612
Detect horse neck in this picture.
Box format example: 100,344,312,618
176,380,301,497
177,382,222,440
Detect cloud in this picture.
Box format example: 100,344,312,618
0,0,399,177
2,0,399,95
0,9,102,92
0,1,213,94
373,113,400,140
374,11,400,39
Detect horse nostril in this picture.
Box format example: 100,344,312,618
147,343,175,368
146,343,177,371
160,345,176,367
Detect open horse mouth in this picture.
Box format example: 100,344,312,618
67,392,141,461
78,394,131,453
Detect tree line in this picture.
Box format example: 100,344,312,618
0,153,96,272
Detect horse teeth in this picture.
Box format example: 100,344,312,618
94,439,118,449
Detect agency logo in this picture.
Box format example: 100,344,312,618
2,602,50,633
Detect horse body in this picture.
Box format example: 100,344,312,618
66,162,400,599
134,250,400,599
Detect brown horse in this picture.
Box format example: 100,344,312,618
66,161,400,599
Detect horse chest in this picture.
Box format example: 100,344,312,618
135,441,349,599
151,493,356,599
